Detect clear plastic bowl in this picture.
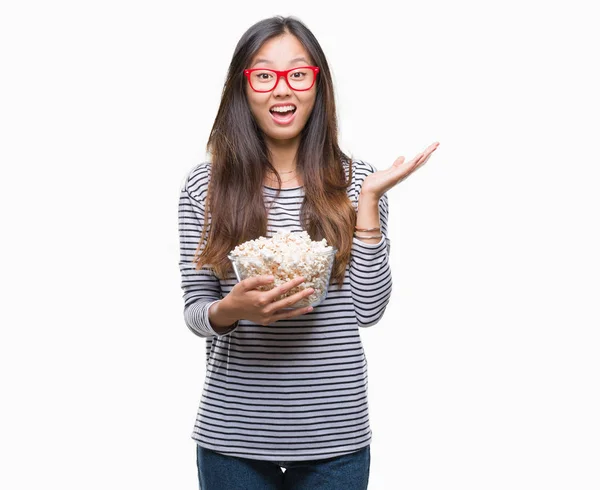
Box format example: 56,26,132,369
228,248,337,309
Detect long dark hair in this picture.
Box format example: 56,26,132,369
194,15,356,286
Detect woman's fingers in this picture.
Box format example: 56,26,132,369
267,285,314,313
393,142,439,168
393,142,439,175
419,142,439,165
414,144,438,170
241,274,275,291
264,276,306,303
268,287,315,319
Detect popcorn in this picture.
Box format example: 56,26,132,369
228,230,336,308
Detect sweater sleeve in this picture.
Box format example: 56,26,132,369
178,164,239,338
348,161,393,327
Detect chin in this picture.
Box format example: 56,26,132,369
263,126,302,140
267,132,302,143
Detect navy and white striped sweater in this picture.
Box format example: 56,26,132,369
178,159,392,461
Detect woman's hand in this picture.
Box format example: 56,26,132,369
219,275,315,326
360,141,440,199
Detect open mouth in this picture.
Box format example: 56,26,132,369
269,106,297,124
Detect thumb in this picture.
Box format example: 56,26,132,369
392,156,405,167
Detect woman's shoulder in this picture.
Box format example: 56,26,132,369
343,158,378,189
342,158,378,206
343,157,377,173
180,161,212,204
346,158,377,176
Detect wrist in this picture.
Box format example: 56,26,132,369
358,190,380,205
208,296,240,332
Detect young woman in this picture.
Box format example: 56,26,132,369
178,15,439,490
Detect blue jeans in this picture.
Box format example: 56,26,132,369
196,445,370,490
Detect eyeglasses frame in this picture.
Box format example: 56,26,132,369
243,66,320,93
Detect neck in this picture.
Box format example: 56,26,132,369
265,135,300,173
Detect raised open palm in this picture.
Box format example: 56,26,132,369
361,141,440,198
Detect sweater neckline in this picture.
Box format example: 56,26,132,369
262,185,304,191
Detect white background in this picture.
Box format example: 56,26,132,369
1,0,599,488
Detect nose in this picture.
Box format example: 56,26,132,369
272,74,292,96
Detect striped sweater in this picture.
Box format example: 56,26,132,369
178,159,392,462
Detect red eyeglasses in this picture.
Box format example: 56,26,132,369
243,66,320,93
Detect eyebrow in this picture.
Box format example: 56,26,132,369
251,57,309,67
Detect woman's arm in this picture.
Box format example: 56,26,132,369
178,165,239,337
347,143,439,327
349,162,393,327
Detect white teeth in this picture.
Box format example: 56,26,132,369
270,105,296,113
